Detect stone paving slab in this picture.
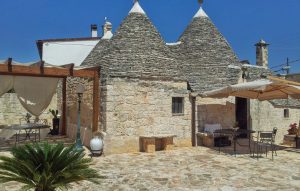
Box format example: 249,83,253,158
1,147,300,191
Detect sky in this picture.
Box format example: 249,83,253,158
0,0,300,74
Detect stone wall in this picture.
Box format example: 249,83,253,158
196,97,236,133
0,93,57,125
103,78,192,154
58,77,96,147
250,100,300,144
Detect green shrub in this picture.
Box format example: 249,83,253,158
0,143,102,191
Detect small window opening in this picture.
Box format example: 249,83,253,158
284,109,289,118
172,97,184,114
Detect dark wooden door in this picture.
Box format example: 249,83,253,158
236,97,248,138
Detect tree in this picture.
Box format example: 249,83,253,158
0,143,102,191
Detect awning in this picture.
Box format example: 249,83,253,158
200,77,300,101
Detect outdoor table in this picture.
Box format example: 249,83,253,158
214,128,256,156
8,123,50,143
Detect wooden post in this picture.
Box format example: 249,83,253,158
62,78,67,135
92,69,100,133
7,58,12,72
191,96,196,146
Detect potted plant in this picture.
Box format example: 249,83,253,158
25,113,32,123
288,123,298,135
49,109,59,135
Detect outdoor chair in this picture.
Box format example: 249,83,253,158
254,127,277,160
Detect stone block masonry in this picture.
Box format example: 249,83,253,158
0,93,57,125
250,100,300,144
196,97,236,133
103,78,192,154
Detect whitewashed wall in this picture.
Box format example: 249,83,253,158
42,40,100,66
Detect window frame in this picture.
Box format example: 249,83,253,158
284,109,290,118
172,97,184,115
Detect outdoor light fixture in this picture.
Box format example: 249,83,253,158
75,83,85,149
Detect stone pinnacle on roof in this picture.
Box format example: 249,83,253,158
129,0,146,15
193,7,208,18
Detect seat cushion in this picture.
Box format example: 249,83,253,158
204,124,222,134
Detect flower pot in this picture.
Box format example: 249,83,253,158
90,136,103,156
51,118,60,135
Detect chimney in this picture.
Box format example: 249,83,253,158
91,24,98,37
102,21,112,36
102,18,113,39
255,39,269,67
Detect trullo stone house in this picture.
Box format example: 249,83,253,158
37,1,300,154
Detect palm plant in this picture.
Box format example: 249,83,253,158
0,143,102,191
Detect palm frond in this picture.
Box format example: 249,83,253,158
0,142,102,191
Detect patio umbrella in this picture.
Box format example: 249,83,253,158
200,77,300,101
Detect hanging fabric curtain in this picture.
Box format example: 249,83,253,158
14,76,59,117
0,75,14,97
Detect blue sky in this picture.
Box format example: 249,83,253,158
0,0,300,74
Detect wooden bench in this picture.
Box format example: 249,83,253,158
139,135,176,153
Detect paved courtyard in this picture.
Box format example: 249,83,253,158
1,146,300,191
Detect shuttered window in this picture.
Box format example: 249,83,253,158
172,97,184,114
284,109,289,118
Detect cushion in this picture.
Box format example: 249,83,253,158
204,124,222,134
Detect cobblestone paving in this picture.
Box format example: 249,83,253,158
2,147,300,191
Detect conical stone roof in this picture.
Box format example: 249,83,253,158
83,2,180,82
81,39,111,67
171,7,241,92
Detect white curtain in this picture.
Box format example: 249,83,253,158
14,76,59,117
0,75,14,97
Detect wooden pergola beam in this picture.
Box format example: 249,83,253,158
6,58,12,72
92,69,100,133
0,62,95,78
0,59,101,137
62,78,67,135
61,63,75,76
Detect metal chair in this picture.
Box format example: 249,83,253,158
18,116,49,142
255,127,277,160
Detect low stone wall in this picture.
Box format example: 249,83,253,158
103,78,192,154
0,93,57,125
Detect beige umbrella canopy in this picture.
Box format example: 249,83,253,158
200,76,300,101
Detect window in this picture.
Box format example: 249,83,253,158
172,97,184,114
284,109,289,118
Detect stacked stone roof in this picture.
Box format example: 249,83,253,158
169,7,241,92
82,2,180,82
82,3,241,91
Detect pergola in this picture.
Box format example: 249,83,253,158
0,58,100,135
